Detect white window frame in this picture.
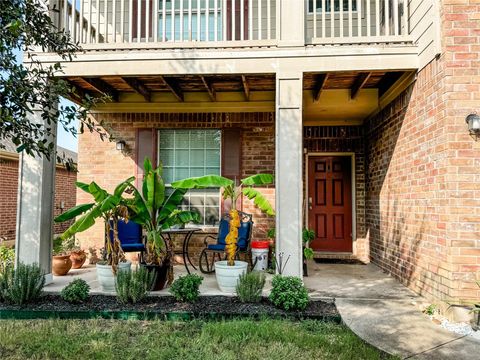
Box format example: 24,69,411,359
157,129,222,227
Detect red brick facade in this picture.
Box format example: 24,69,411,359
0,157,77,243
365,0,480,302
76,112,277,260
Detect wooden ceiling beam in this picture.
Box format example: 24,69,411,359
121,77,151,102
313,73,329,102
377,71,405,97
350,72,372,100
241,75,250,101
200,76,216,101
82,78,118,102
160,76,184,102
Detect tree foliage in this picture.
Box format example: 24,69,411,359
0,0,107,166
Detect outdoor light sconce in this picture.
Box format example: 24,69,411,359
466,113,480,139
116,140,126,151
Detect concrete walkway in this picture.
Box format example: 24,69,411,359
304,262,479,359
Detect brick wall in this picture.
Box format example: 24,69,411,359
0,158,19,243
76,112,276,262
365,0,480,303
0,157,77,243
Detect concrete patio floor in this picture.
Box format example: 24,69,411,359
44,261,479,359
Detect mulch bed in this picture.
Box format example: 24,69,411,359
0,295,339,321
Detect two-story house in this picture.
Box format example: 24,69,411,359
16,0,480,304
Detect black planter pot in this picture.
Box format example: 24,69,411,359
141,262,169,291
473,305,480,331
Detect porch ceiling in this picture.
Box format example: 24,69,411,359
66,70,414,122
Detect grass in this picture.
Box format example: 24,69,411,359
0,318,397,360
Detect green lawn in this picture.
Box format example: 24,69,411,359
0,319,396,360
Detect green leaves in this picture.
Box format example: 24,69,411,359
241,174,274,186
171,175,233,189
54,203,94,223
242,187,275,216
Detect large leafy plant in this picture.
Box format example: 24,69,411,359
126,158,201,284
172,173,275,266
54,177,134,272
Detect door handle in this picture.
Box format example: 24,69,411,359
308,197,313,210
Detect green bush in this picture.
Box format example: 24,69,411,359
115,267,153,304
0,263,45,305
236,271,266,303
0,246,15,272
61,279,90,303
269,275,309,311
170,274,203,302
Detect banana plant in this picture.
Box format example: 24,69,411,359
171,173,275,266
54,177,134,273
126,158,201,284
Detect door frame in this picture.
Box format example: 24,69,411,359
304,152,357,255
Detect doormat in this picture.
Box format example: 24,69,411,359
314,258,366,265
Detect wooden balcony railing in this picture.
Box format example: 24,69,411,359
305,0,411,44
57,0,277,47
55,0,412,49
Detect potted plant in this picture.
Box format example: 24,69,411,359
172,173,275,293
126,158,201,290
302,228,315,276
70,246,87,269
54,178,135,291
52,237,73,276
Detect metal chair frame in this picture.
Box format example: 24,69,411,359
199,211,254,274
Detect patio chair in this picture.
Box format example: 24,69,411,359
199,211,254,274
106,219,146,261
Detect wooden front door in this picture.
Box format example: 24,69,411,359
308,156,353,252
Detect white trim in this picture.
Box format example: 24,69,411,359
304,152,357,255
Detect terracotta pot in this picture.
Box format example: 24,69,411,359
70,250,87,269
52,254,72,276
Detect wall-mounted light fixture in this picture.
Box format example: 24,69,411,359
466,113,480,138
116,140,126,151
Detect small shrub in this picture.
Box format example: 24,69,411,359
61,279,90,303
269,275,309,311
170,274,203,302
115,267,153,304
423,304,437,316
0,263,45,305
0,246,15,272
236,271,266,303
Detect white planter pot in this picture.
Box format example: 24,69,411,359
214,260,248,293
96,261,131,292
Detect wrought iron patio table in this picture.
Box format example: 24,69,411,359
161,228,201,274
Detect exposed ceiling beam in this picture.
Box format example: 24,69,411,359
160,76,184,102
82,78,118,102
200,76,216,101
313,73,329,102
241,75,250,101
377,71,405,97
121,77,151,102
67,83,93,104
350,72,372,100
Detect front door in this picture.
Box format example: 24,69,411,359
308,156,352,252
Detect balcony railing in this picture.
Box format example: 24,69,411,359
57,0,277,47
305,0,410,44
55,0,410,49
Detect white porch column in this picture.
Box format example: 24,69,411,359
15,105,57,284
275,71,303,277
276,0,305,47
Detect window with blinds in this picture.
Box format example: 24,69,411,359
158,129,221,226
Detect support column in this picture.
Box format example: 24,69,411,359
275,71,303,277
276,0,305,47
15,105,57,284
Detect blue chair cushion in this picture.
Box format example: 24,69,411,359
109,219,144,252
237,221,252,249
121,244,146,252
217,219,230,246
